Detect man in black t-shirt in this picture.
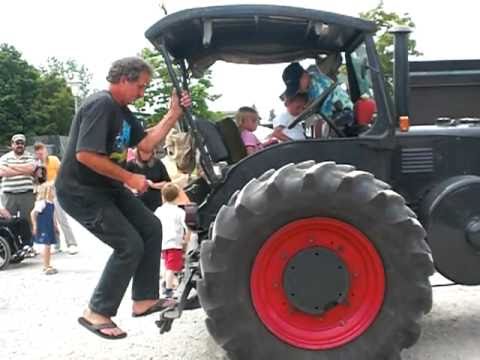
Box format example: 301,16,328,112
126,149,171,212
56,57,191,339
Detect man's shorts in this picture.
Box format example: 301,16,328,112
162,249,184,272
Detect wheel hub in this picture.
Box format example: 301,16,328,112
466,218,480,251
284,247,349,315
250,218,385,350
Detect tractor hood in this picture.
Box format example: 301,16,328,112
145,5,376,77
400,120,480,137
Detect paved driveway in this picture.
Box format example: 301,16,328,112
1,220,479,360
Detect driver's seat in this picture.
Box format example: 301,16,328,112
215,117,247,164
195,117,247,165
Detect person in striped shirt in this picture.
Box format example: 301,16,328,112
0,134,36,250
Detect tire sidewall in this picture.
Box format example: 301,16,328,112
200,163,432,359
0,236,12,270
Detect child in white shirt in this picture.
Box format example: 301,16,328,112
154,183,190,298
272,93,308,141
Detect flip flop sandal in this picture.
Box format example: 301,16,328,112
132,298,177,318
78,317,127,340
43,266,58,275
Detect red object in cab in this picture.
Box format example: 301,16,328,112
354,97,377,126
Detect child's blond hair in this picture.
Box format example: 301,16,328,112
234,106,258,127
162,183,180,203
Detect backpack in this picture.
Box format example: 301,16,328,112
165,128,196,174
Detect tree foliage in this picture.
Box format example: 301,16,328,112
30,73,75,136
0,44,40,143
135,47,222,126
0,44,77,144
360,1,421,94
40,57,93,101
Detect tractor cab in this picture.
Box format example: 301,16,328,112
146,5,397,188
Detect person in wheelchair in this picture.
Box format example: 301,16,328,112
0,207,33,264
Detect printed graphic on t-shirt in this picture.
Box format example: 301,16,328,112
110,120,131,164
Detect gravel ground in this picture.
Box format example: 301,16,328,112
1,219,480,360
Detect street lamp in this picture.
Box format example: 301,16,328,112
67,72,82,113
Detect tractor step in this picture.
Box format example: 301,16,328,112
156,256,200,334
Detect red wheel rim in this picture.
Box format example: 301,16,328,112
250,218,385,350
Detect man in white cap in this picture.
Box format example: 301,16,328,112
0,134,36,252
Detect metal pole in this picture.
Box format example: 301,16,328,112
390,26,412,123
158,43,219,185
74,96,79,113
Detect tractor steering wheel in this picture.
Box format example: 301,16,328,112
287,82,345,137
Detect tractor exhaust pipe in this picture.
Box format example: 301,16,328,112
390,26,412,127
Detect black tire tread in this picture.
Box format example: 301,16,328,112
198,162,433,360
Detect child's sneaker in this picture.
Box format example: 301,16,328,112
164,288,174,299
68,245,78,255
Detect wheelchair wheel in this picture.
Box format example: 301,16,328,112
0,236,12,270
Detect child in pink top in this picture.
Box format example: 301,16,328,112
235,106,275,155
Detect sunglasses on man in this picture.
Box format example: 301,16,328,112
13,141,25,145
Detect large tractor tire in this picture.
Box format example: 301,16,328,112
197,161,433,360
419,175,480,285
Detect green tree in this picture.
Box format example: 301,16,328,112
360,1,421,94
41,57,93,100
29,72,75,136
135,47,222,126
0,44,40,143
0,44,76,144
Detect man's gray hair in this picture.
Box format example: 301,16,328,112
106,57,153,84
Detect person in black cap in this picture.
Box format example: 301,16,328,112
281,62,310,99
281,61,353,120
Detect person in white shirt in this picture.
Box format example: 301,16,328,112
272,93,308,141
154,183,190,298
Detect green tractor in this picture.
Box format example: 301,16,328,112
145,5,480,359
